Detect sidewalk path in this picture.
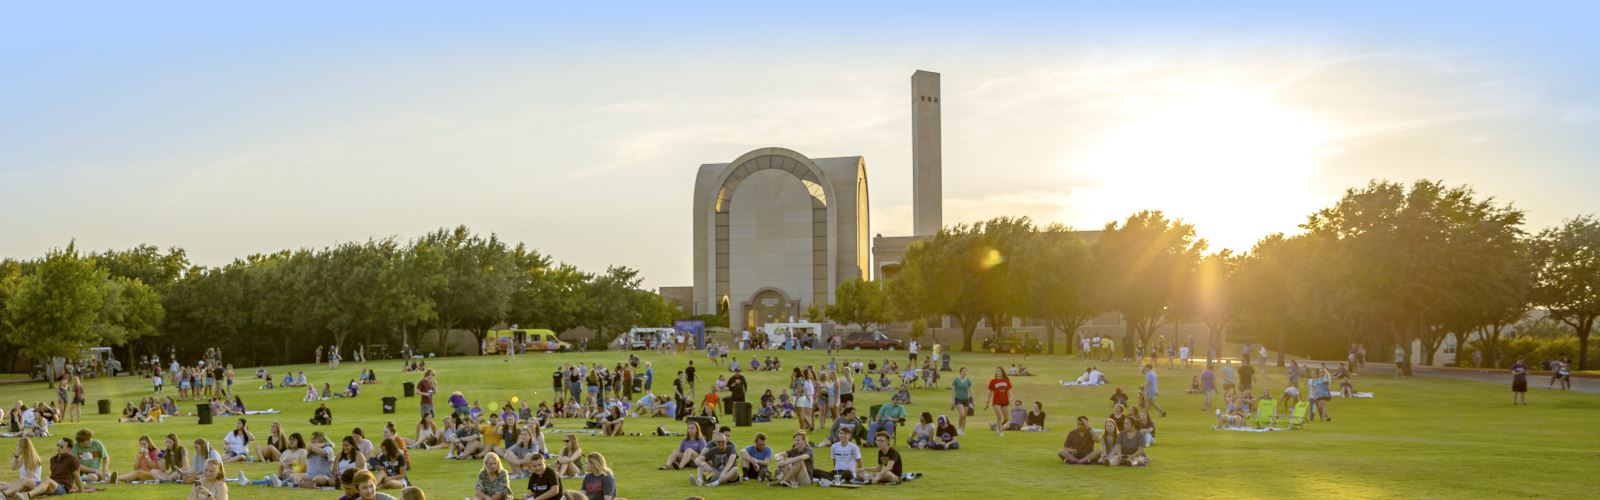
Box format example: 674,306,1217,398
1366,364,1600,394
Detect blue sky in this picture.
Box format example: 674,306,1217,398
3,1,1597,287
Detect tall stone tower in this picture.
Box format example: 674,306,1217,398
912,70,942,237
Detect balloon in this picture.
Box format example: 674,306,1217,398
488,402,500,413
511,396,520,404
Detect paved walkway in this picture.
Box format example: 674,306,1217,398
1365,364,1600,394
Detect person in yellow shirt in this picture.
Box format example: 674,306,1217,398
479,414,506,457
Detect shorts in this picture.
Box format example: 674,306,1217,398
839,393,854,405
953,397,973,409
1512,380,1527,393
797,397,813,409
742,464,767,480
72,397,85,405
56,483,68,495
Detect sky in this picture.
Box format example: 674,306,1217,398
3,1,1598,288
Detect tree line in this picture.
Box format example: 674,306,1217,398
0,226,678,370
826,180,1599,372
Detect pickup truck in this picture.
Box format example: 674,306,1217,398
842,331,902,350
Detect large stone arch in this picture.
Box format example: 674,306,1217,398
704,147,838,331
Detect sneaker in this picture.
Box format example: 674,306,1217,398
236,471,248,484
18,491,29,500
707,479,720,487
690,473,702,486
270,475,283,488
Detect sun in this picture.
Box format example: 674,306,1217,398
1071,82,1332,252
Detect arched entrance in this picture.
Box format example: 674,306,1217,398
743,288,798,333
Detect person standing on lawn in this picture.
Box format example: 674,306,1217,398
950,367,973,435
985,367,1013,437
1141,365,1167,417
1511,357,1529,405
416,370,436,419
1200,363,1217,411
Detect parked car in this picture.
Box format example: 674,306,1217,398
983,334,1043,354
842,331,903,350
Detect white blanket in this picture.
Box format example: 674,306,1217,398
1213,426,1276,432
1060,381,1106,387
1331,392,1374,398
244,409,281,415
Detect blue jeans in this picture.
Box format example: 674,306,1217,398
869,420,897,440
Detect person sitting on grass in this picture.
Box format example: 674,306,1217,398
120,402,144,423
927,415,959,450
599,407,625,437
70,429,111,483
1186,376,1202,394
737,432,774,483
777,389,794,418
661,423,706,470
754,398,777,423
188,458,229,500
367,438,407,490
256,422,287,463
1021,401,1048,432
26,438,82,497
815,406,862,449
411,416,440,450
109,434,162,484
501,429,541,479
553,434,583,479
1002,400,1028,431
1109,387,1129,409
304,384,321,402
1133,407,1156,447
771,431,813,488
523,453,562,500
862,375,880,392
1107,420,1149,467
311,403,333,426
691,432,740,487
907,412,934,448
446,416,483,460
1,437,44,497
351,469,397,500
863,432,902,484
870,395,907,440
240,432,305,488
1339,373,1355,398
631,393,657,417
335,436,368,480
1058,416,1100,464
580,452,617,500
826,427,861,485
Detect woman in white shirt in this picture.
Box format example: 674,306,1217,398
1,438,43,498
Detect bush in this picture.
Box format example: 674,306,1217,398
1461,336,1597,369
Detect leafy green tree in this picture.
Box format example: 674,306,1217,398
1532,215,1600,369
89,276,165,348
417,227,515,354
1191,251,1240,361
1096,211,1203,356
827,279,891,331
1,243,106,383
889,219,1031,352
1013,224,1098,355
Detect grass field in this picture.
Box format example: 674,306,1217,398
1,348,1596,499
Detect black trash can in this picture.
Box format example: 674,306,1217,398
733,402,753,427
721,398,733,415
382,397,397,414
686,415,717,438
403,381,415,398
96,399,111,415
196,404,213,425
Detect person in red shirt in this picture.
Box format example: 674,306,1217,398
985,368,1012,437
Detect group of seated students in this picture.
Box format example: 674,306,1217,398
746,356,782,372
904,412,961,450
401,359,428,373
999,401,1048,432
118,397,181,423
1073,367,1108,385
0,431,113,498
1057,415,1149,467
658,420,908,488
264,371,309,390
1007,364,1033,376
208,396,247,417
5,401,58,438
472,447,617,500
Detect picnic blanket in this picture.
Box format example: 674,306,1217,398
1331,392,1374,398
244,409,281,415
1060,380,1106,387
1213,426,1277,432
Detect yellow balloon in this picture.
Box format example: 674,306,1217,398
488,402,500,413
511,396,520,404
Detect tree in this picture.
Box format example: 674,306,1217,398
88,277,165,348
1533,215,1600,370
1096,211,1203,357
827,279,891,331
416,227,515,354
1192,250,1240,361
1302,180,1525,374
1,243,106,384
1014,225,1098,355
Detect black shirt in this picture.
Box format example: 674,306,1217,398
729,375,747,400
527,468,561,497
1238,366,1255,386
686,366,696,383
877,447,902,476
703,444,735,470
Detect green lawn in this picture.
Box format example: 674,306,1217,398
2,348,1596,499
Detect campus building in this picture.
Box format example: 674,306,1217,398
684,70,941,333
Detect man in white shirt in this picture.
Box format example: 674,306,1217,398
827,428,860,484
908,340,919,363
